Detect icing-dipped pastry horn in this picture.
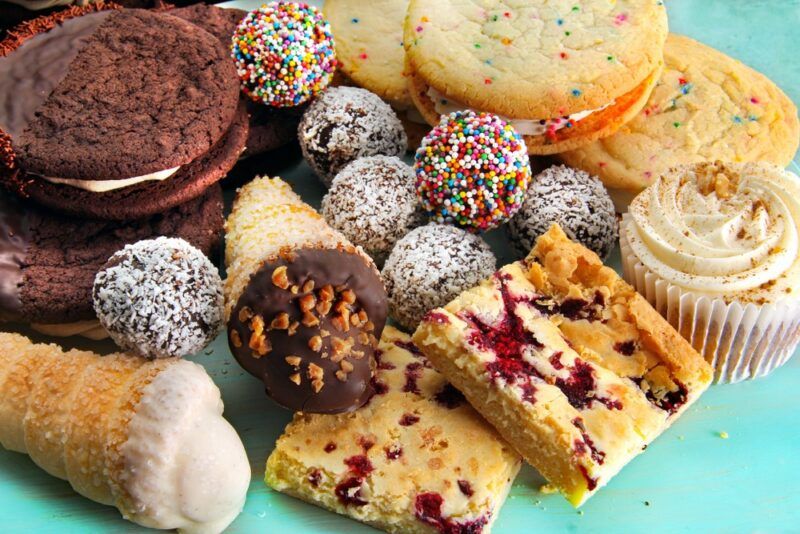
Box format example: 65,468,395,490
0,333,250,534
224,176,388,414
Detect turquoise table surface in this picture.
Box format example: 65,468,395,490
1,1,799,533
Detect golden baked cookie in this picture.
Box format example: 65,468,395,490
561,34,800,208
413,225,711,506
404,0,668,155
266,326,521,533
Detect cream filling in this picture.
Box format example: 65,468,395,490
31,320,108,340
426,87,611,136
625,164,800,298
120,361,251,534
43,166,180,193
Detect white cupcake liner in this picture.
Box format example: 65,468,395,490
620,214,800,383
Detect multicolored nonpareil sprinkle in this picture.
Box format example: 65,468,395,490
414,111,532,233
231,2,337,107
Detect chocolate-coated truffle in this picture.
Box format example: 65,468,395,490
382,224,496,331
298,86,407,185
321,156,425,265
508,165,618,260
93,237,224,359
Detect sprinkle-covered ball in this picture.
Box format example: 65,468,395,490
508,165,619,260
382,224,496,331
322,156,425,265
231,1,337,107
414,110,532,233
299,86,407,184
93,237,224,359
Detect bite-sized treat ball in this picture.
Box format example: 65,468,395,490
382,224,496,331
508,165,619,260
298,86,407,185
415,110,532,233
321,156,425,265
93,237,224,359
232,1,337,107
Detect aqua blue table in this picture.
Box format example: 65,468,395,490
1,1,799,532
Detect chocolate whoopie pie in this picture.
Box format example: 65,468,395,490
170,3,302,156
0,184,224,326
0,4,247,220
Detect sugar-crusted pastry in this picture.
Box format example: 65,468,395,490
621,161,800,382
224,176,387,413
266,326,522,533
405,0,667,154
0,333,250,533
413,224,712,506
561,34,800,208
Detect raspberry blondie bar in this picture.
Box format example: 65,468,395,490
266,326,522,533
413,225,712,506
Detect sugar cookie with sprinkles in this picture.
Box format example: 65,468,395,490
404,0,667,155
232,1,337,108
561,34,800,209
415,110,531,233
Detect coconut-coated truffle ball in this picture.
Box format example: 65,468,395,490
321,156,425,265
508,165,618,260
93,237,224,359
382,224,496,331
298,86,407,185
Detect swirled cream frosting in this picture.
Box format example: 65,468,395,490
624,161,800,303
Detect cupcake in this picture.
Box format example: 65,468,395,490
620,161,800,382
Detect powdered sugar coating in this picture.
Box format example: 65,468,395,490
382,224,496,331
321,156,425,265
93,237,224,359
508,165,618,260
298,86,407,185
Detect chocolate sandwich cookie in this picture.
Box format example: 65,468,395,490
0,184,223,326
170,3,301,157
0,5,245,220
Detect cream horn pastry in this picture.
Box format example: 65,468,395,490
224,176,388,414
0,333,250,533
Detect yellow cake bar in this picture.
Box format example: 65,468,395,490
266,326,522,533
413,225,712,506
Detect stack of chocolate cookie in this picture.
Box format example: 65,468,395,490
0,4,246,337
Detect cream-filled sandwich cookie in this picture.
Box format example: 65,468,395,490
404,0,667,155
562,34,800,210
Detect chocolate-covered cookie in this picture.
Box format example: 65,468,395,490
0,6,243,219
0,184,223,326
170,3,301,156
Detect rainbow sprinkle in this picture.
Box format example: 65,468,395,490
231,2,337,107
414,111,532,233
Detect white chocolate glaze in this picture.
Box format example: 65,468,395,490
625,162,800,302
121,361,250,534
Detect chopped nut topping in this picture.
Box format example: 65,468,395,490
302,280,315,293
351,350,365,360
311,379,324,393
320,329,331,338
285,356,302,367
308,336,323,352
308,363,325,393
335,370,348,382
251,315,265,335
341,289,356,305
318,284,335,303
340,360,354,373
316,300,332,316
289,373,301,385
331,315,348,332
330,337,355,362
270,313,289,330
272,266,290,289
334,300,350,314
290,284,300,294
357,332,370,345
365,321,375,332
249,331,271,357
230,329,243,348
299,294,316,312
288,321,300,336
302,311,320,327
238,306,253,323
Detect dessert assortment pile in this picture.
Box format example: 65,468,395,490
0,0,798,532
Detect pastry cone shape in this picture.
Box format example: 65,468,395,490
0,333,251,534
224,176,388,414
